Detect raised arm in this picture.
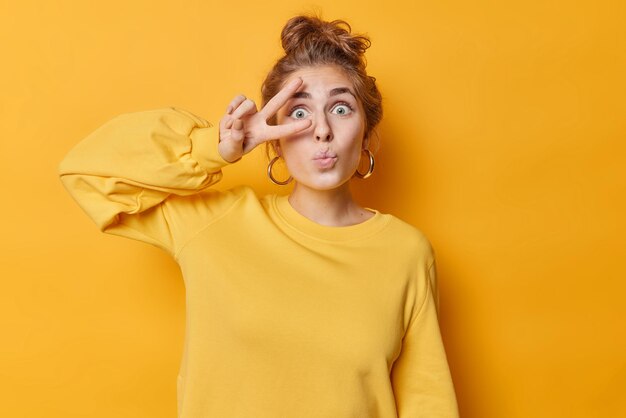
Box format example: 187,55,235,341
58,106,236,257
58,80,311,258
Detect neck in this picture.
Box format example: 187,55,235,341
288,181,373,227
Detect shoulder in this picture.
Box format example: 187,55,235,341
161,185,260,238
258,192,280,210
382,214,436,265
165,185,258,215
163,185,263,255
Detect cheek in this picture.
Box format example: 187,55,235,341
278,138,306,164
347,142,364,166
275,115,305,156
335,120,365,147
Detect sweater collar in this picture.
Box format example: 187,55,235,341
272,194,389,242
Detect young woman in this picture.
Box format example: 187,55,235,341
59,15,459,418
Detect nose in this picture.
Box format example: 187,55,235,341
314,114,333,142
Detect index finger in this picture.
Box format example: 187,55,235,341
259,77,303,120
265,119,312,140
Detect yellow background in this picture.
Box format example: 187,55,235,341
1,0,624,417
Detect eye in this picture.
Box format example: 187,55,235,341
289,107,310,119
331,103,353,116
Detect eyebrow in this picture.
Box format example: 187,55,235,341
291,87,357,99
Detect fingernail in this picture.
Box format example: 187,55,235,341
227,106,233,114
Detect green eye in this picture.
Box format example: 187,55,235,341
332,104,353,115
289,108,310,119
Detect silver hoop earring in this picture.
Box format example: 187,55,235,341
267,156,293,185
355,149,375,179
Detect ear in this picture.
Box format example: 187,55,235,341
362,134,370,150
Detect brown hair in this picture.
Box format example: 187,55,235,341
261,15,382,158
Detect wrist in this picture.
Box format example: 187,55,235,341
217,141,242,163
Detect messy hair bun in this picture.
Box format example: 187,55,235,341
261,14,382,149
280,16,371,67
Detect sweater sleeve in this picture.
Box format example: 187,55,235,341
58,107,240,258
390,258,460,417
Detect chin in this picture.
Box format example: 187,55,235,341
296,174,352,191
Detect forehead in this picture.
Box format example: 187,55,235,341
284,65,355,93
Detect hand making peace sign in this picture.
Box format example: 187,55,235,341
217,77,312,163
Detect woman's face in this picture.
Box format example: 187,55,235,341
274,65,367,191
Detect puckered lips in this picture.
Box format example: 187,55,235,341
312,149,338,169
